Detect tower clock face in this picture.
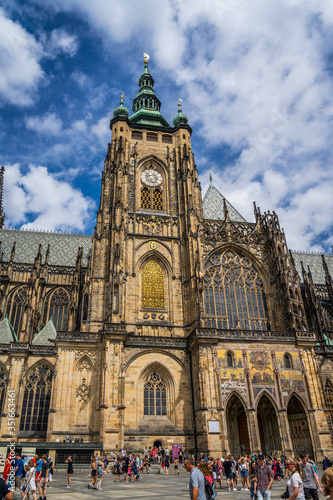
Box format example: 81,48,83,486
141,169,162,187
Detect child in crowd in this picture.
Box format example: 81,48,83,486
174,458,179,475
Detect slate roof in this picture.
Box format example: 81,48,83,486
0,229,92,267
0,318,18,343
291,251,333,285
203,185,247,222
32,320,56,345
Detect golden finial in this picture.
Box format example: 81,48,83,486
178,98,183,107
143,52,150,64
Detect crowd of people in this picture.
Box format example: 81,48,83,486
1,448,333,499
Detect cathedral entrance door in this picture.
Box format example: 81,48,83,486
226,394,250,456
287,395,314,458
154,440,162,448
257,394,282,455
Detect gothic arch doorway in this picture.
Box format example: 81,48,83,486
257,394,282,455
154,440,162,448
226,393,250,456
287,395,314,458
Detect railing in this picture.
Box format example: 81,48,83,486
194,328,316,341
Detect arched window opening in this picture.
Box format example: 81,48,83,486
142,261,165,309
19,364,53,433
113,284,119,313
284,353,293,370
141,188,151,209
325,380,333,425
144,371,166,416
227,352,234,368
6,286,27,334
43,288,69,331
152,189,163,210
203,249,269,330
82,295,89,321
0,366,7,414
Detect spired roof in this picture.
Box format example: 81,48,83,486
203,184,247,222
291,251,333,285
129,60,171,129
32,319,56,345
0,229,92,267
0,317,18,343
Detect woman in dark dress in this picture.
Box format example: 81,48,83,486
65,455,74,488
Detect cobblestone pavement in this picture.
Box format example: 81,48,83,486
12,469,298,500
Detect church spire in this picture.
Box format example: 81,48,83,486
129,54,171,128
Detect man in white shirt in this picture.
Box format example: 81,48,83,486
165,448,170,457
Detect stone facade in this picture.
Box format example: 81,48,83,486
0,62,332,461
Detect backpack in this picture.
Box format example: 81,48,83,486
204,477,214,500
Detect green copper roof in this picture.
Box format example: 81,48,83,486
173,105,189,127
113,95,129,119
0,317,18,343
32,319,56,345
129,62,171,129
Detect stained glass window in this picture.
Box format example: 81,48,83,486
43,288,69,331
144,372,167,416
19,364,53,433
6,286,27,334
203,249,269,330
142,261,165,309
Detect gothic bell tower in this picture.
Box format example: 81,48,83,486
85,55,204,338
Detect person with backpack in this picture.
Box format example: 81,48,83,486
184,457,207,500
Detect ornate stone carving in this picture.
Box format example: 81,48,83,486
76,378,90,402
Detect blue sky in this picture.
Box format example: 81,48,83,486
1,0,333,252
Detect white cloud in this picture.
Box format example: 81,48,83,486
25,112,63,135
0,8,44,106
3,163,94,231
48,29,78,57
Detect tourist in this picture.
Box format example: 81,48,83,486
198,461,217,498
164,453,170,475
179,448,183,463
322,467,333,500
95,460,104,491
239,456,250,490
65,455,73,488
114,458,123,482
185,457,207,500
285,457,305,500
22,460,37,500
47,456,54,487
299,453,322,500
255,453,273,500
174,458,179,475
15,454,24,491
223,455,235,491
323,456,332,471
37,454,49,500
249,460,258,500
88,456,97,489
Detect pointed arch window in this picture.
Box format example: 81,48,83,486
142,261,165,309
141,188,151,209
19,364,53,433
140,188,163,211
227,352,234,368
6,286,27,334
152,189,163,210
325,379,333,424
43,288,69,331
284,353,293,369
144,371,167,416
203,249,269,330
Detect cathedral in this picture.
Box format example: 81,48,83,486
0,58,333,464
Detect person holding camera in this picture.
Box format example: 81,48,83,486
284,458,305,500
